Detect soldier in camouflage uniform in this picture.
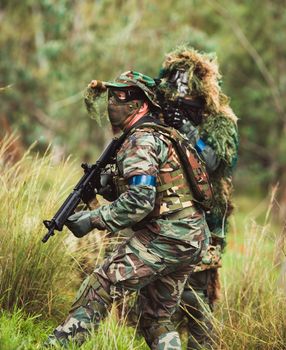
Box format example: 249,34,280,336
157,46,238,349
45,71,211,349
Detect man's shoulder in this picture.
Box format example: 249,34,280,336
122,126,169,150
116,126,170,168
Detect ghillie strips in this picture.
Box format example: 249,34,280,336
84,80,108,126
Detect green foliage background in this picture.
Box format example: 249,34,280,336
1,0,285,199
1,2,286,348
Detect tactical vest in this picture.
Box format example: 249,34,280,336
114,122,213,220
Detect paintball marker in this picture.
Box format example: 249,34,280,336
159,97,204,128
42,136,123,243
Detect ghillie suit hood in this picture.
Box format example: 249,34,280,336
158,46,239,242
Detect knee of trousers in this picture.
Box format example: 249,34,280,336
140,319,176,347
152,331,182,350
71,272,112,312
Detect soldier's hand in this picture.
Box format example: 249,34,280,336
98,173,117,201
66,211,107,238
98,184,117,202
65,211,93,238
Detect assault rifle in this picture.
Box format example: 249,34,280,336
42,136,123,243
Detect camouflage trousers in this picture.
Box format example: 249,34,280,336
46,227,206,349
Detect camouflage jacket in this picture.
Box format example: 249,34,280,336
91,126,210,246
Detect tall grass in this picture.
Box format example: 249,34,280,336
212,198,286,349
0,135,81,319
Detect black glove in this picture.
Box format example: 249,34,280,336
65,211,93,238
98,173,117,202
162,98,204,128
65,211,106,238
162,102,187,129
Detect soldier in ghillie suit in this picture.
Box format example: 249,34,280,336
157,46,238,349
45,71,211,349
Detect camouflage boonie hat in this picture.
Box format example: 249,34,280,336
105,71,161,109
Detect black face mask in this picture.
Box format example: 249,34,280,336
107,92,143,128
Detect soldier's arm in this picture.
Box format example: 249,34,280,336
91,131,163,233
179,121,220,173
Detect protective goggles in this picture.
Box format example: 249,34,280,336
108,88,145,103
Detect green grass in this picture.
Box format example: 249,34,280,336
0,308,149,350
0,309,53,350
0,136,285,349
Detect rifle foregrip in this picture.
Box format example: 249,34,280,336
42,226,55,243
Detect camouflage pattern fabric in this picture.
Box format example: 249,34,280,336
46,225,207,349
46,124,210,349
158,46,238,239
45,306,100,347
173,119,223,350
156,332,182,350
193,244,222,273
91,128,210,244
113,126,196,219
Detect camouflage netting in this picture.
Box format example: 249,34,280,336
201,115,238,239
84,85,108,126
159,46,239,239
158,46,237,121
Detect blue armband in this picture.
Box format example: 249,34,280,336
128,175,156,186
195,138,206,154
